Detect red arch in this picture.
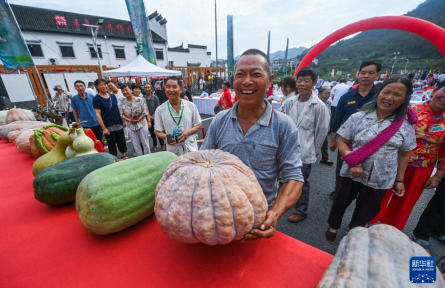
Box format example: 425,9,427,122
294,16,445,76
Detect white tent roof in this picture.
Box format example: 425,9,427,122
103,55,182,77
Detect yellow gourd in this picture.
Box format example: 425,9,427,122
32,134,73,177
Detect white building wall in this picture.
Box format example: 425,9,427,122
149,18,167,41
188,48,211,67
19,31,168,68
167,51,188,66
167,47,211,67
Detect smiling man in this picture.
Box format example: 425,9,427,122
284,67,330,224
154,76,202,156
329,60,381,200
201,48,304,241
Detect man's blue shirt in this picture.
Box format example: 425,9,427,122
201,101,304,204
71,93,99,128
331,85,378,133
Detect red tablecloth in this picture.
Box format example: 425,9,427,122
0,140,333,288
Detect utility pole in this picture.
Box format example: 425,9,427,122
391,52,400,76
214,0,218,81
83,19,105,78
404,58,409,74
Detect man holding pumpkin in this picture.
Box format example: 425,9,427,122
201,48,304,241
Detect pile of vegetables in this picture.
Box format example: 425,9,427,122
1,115,267,245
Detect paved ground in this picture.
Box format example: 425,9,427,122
113,114,445,260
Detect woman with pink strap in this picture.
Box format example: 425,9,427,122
373,81,445,234
325,78,417,243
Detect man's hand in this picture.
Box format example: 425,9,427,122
350,166,364,178
242,210,278,242
177,130,189,143
329,141,337,152
166,134,176,146
329,137,337,152
103,128,110,136
393,182,405,197
424,177,441,189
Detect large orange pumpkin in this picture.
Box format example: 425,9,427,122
29,125,67,158
155,149,268,245
5,108,35,124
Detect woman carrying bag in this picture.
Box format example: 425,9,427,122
325,78,417,243
93,78,128,159
119,84,152,156
373,81,445,231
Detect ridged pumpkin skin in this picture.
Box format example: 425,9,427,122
317,224,445,288
0,121,40,140
29,135,42,158
8,122,49,143
34,153,119,205
15,129,38,154
155,149,268,245
38,127,66,153
5,108,35,124
76,151,178,235
12,122,51,154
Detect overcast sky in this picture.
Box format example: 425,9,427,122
10,0,425,59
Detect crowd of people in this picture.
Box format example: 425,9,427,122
50,49,445,254
204,49,445,253
51,76,202,159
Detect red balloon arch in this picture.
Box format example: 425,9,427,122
294,16,445,76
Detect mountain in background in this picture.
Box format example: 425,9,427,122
297,0,445,76
269,47,307,60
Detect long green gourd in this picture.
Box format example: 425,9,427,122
76,151,178,235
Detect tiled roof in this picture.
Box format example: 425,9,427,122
168,44,189,53
188,44,207,49
10,4,166,43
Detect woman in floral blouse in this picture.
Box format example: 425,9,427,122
119,84,151,156
326,78,417,243
373,81,445,230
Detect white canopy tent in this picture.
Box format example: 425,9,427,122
103,55,182,77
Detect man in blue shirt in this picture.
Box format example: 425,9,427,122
201,48,304,242
71,80,102,141
328,61,381,200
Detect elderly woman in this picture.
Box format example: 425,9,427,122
373,81,445,238
319,86,333,165
119,84,151,156
325,78,417,243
